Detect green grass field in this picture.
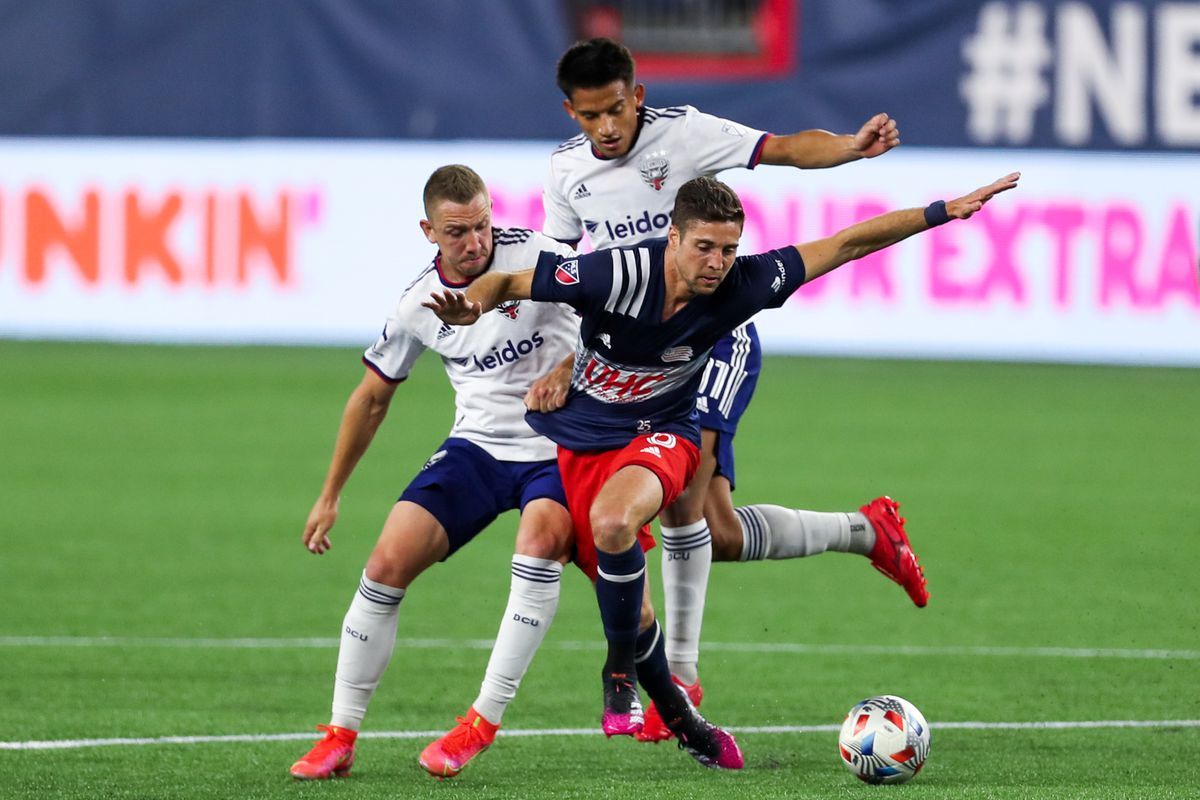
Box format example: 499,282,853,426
2,340,1197,799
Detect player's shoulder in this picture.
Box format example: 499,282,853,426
493,227,575,267
642,104,694,127
552,132,590,158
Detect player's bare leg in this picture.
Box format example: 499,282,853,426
420,498,572,778
292,502,447,780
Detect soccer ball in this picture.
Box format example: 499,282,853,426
837,695,931,784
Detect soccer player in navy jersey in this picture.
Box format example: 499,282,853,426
425,171,1019,763
543,38,921,742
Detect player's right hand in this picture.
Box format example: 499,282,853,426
421,289,483,325
947,172,1021,219
525,360,572,412
303,497,339,555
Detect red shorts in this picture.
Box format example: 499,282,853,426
557,432,701,580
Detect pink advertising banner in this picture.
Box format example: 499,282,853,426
0,140,1195,365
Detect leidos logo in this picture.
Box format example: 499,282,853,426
2,185,312,287
602,209,671,243
473,332,546,371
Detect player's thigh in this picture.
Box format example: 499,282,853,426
590,465,665,553
366,500,450,588
515,498,573,563
660,427,719,528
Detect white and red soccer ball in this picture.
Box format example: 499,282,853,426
837,695,931,784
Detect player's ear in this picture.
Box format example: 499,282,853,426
419,219,437,245
562,98,577,120
633,83,645,108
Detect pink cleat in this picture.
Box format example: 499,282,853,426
419,707,499,779
601,672,644,737
289,724,357,780
637,676,703,743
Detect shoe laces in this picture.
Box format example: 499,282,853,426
442,716,486,751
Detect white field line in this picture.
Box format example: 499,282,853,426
3,720,1198,751
0,636,1197,661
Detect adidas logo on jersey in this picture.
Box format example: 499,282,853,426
573,183,591,200
437,323,456,340
640,446,662,458
584,220,599,234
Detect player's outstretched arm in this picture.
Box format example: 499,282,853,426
421,269,535,325
302,369,398,555
796,172,1020,283
760,112,900,169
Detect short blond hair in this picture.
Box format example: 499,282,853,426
423,164,488,218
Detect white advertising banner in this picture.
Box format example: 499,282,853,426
0,139,1196,365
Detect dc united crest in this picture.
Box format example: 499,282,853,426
639,152,670,191
497,300,521,320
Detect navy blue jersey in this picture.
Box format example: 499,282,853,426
527,239,806,451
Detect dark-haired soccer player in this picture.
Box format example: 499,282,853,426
543,37,922,741
426,171,1019,766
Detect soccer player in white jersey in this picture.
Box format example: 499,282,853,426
289,165,584,780
427,171,1019,758
542,38,926,741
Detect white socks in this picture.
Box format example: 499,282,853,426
472,555,562,725
736,505,875,560
330,572,405,730
659,519,712,685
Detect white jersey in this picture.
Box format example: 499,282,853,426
543,105,769,249
364,228,579,462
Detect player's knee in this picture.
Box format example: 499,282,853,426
364,551,413,589
590,508,638,554
514,525,571,562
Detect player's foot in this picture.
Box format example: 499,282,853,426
418,707,499,779
636,676,703,743
289,724,357,780
665,702,743,770
601,671,644,737
861,496,929,607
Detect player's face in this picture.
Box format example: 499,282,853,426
669,220,742,296
564,80,645,158
420,194,493,281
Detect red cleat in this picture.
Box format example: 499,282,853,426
861,496,929,607
419,707,499,779
637,677,703,743
290,724,357,780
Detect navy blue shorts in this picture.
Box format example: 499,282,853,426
695,322,761,489
398,438,567,558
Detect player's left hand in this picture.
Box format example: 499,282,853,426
525,360,572,412
852,112,900,159
947,172,1021,219
421,289,483,325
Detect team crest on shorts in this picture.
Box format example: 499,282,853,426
555,259,580,285
639,152,671,191
497,300,521,320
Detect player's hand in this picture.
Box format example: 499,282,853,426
525,360,572,412
947,172,1021,219
302,496,339,555
852,112,900,159
421,289,483,325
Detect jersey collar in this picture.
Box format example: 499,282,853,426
434,250,496,288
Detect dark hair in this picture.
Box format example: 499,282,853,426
555,38,635,98
423,164,488,218
671,177,745,235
